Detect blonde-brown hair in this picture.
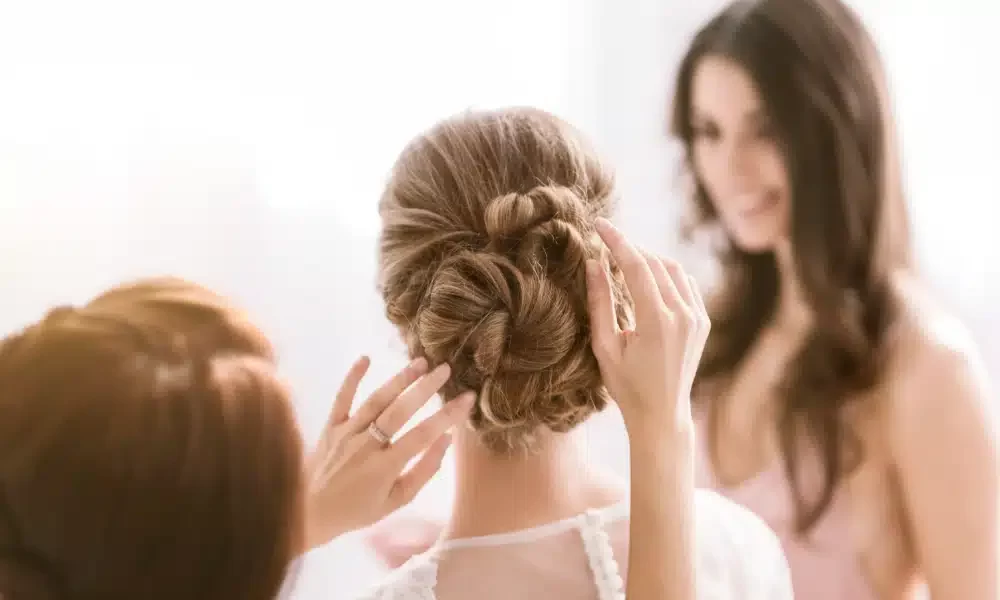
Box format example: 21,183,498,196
378,107,632,453
0,277,303,600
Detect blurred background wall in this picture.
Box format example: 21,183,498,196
0,1,996,597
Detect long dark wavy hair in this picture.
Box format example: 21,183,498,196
670,0,914,534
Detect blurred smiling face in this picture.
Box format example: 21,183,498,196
688,55,791,252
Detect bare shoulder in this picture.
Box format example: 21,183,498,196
889,273,983,367
694,489,793,598
884,274,995,447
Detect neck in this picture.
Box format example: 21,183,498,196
445,427,625,540
773,239,812,332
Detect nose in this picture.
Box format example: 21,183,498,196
723,138,754,179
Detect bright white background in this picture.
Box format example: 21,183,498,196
0,1,996,598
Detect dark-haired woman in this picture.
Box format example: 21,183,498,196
671,0,996,598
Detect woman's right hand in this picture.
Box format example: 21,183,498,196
586,217,708,600
585,217,710,443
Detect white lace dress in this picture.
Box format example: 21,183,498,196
356,489,793,600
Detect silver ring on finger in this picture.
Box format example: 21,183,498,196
367,421,392,447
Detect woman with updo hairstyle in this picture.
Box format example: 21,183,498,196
364,106,793,600
0,276,474,600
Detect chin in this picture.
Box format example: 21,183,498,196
730,231,780,254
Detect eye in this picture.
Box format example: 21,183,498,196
691,120,721,142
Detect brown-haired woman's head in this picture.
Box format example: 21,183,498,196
378,107,632,454
0,277,303,600
669,0,913,533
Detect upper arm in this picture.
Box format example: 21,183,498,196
889,330,998,600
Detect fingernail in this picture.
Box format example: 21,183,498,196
410,357,428,372
596,217,617,232
585,259,598,280
433,362,452,376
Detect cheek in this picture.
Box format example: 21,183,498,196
691,144,729,206
760,151,792,219
758,149,790,193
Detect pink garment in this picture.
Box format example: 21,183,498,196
694,415,878,600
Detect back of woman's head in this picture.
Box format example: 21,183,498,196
0,277,303,600
378,107,632,453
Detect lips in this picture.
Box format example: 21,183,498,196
735,191,778,218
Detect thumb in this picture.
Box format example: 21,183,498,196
585,259,619,362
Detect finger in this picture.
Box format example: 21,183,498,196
585,259,620,361
389,392,475,463
661,258,696,309
388,433,453,511
594,218,666,332
688,274,711,337
688,274,709,319
639,250,683,310
372,363,453,442
348,357,429,432
329,355,371,428
682,274,710,392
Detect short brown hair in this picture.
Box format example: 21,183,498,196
378,107,632,453
0,277,304,600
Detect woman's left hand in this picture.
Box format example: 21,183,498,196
302,356,475,552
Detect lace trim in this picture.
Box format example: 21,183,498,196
357,553,439,600
579,508,626,600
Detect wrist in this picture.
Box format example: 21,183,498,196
629,432,693,467
628,418,694,468
629,435,695,496
624,415,694,450
301,506,351,555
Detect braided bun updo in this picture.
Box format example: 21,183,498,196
378,108,632,453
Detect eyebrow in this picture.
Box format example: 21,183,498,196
689,106,765,124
